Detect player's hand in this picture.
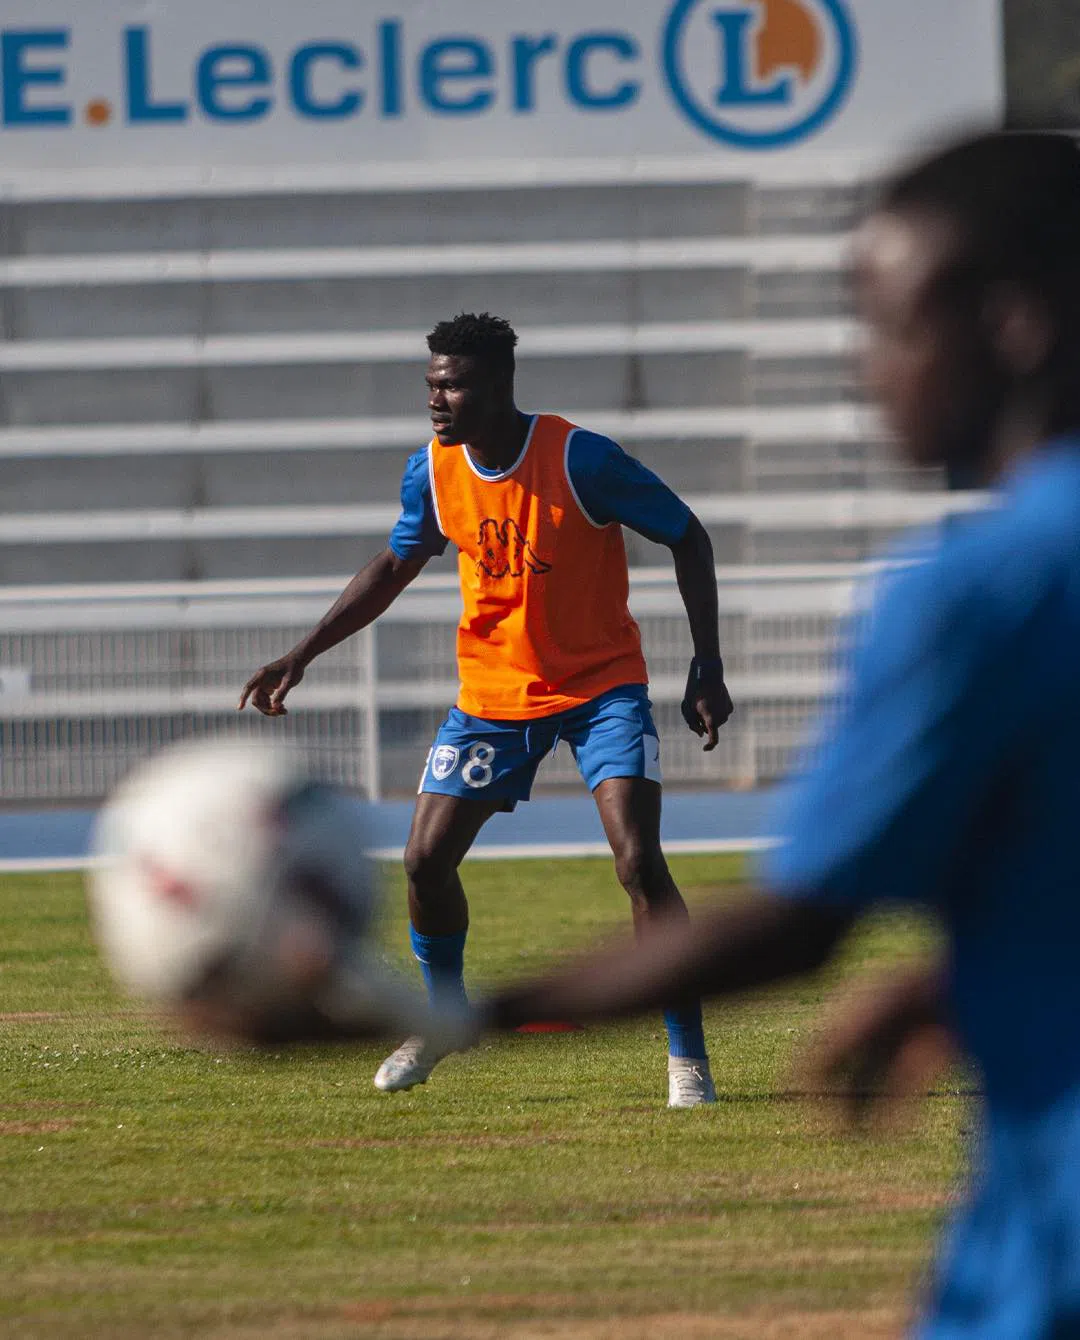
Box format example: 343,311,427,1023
680,656,734,751
238,653,306,716
797,961,955,1132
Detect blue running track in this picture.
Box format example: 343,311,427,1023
0,791,778,871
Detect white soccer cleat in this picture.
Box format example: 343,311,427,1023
667,1057,718,1108
373,1035,445,1092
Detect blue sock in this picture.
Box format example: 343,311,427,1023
664,1004,707,1060
409,926,468,1008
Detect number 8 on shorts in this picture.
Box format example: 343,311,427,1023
462,742,495,789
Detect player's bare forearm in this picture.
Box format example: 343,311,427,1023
294,548,427,666
671,513,733,744
240,548,427,715
671,513,721,660
483,893,853,1032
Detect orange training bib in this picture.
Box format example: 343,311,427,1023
428,414,647,720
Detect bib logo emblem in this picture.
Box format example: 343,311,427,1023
477,518,552,580
430,745,460,782
663,0,857,149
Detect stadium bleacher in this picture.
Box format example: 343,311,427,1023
0,164,981,799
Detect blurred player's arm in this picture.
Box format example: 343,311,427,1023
483,893,853,1030
567,430,732,747
240,449,446,716
178,886,850,1047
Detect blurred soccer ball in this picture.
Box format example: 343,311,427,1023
87,740,381,1022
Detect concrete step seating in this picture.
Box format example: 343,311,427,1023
0,163,910,588
0,236,848,287
0,318,857,371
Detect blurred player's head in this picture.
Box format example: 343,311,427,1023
425,312,518,446
858,131,1080,481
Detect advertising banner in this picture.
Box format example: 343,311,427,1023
0,1,1002,180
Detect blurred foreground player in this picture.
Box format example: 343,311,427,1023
482,132,1080,1336
240,312,733,1107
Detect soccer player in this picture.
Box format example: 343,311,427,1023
477,131,1080,1335
239,312,734,1107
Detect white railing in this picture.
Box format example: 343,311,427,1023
0,564,898,803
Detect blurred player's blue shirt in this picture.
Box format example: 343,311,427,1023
765,439,1080,1332
766,438,1080,1115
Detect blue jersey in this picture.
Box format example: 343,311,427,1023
388,419,691,562
762,439,1080,1336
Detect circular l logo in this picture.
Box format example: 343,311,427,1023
663,0,857,149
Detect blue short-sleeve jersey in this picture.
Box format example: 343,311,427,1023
387,449,450,562
762,440,1080,1113
564,428,691,545
387,419,690,562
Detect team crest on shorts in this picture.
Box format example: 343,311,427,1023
430,744,461,781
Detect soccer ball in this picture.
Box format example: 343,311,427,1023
87,740,381,1025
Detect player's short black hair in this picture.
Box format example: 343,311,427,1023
426,312,518,382
881,131,1080,314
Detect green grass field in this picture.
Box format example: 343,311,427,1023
1,856,966,1339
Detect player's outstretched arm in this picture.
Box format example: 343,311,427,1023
671,513,733,749
175,889,851,1048
481,891,853,1032
238,548,427,716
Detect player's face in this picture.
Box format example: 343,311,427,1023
855,209,1000,472
426,354,501,446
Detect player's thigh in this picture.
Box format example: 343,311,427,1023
405,791,504,878
417,706,549,810
592,776,663,854
565,686,662,793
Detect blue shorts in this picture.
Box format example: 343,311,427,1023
418,684,661,809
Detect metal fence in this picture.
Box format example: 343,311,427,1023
0,565,880,802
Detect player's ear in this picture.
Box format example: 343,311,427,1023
982,283,1053,378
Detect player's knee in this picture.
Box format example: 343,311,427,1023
613,841,667,899
402,838,456,893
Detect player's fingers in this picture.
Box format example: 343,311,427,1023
269,670,294,710
681,701,704,735
803,1045,886,1132
884,1025,954,1099
250,683,278,717
851,1031,953,1136
237,673,262,711
697,696,719,748
796,992,889,1102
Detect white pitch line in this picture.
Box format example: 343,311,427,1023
373,838,777,861
0,836,775,875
